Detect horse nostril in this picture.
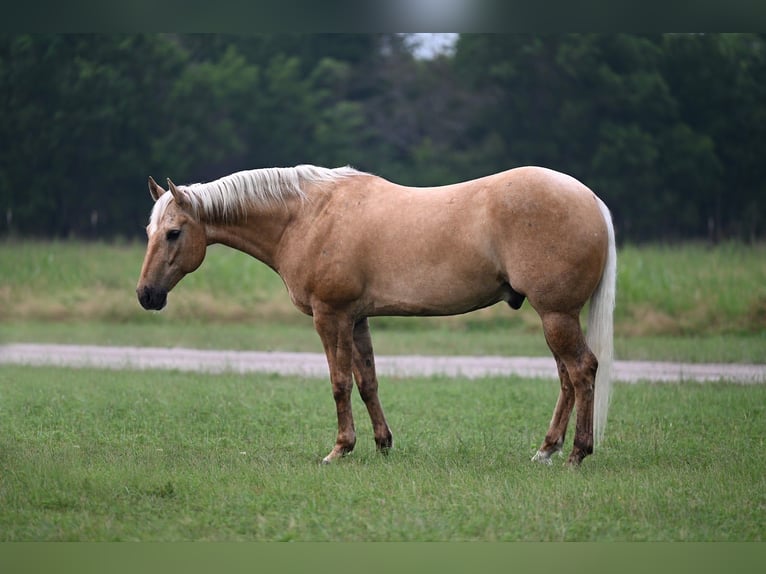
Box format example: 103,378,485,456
137,286,151,309
137,286,167,310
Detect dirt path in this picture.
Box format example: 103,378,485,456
1,343,764,383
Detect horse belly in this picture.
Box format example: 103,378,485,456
366,261,505,317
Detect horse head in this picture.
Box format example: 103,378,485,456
136,176,207,310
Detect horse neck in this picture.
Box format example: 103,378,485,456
203,202,298,271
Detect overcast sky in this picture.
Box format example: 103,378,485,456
407,33,459,58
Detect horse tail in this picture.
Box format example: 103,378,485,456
587,196,617,448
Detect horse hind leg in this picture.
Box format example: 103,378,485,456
535,311,598,466
532,354,575,464
352,318,393,452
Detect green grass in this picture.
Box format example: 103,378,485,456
1,240,766,362
617,243,766,335
1,365,764,541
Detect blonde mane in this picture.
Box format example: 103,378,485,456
148,164,364,234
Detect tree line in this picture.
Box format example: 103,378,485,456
1,33,764,242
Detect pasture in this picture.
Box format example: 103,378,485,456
0,365,764,541
1,240,765,361
1,240,765,541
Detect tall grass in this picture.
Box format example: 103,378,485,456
617,242,766,335
0,241,293,324
0,365,763,541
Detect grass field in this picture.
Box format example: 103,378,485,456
0,364,764,541
1,240,765,362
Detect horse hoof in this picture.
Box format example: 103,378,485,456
321,444,352,464
531,450,553,465
375,434,393,452
565,455,583,467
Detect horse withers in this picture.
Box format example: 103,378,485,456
136,165,616,466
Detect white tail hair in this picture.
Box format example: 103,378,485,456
586,196,617,448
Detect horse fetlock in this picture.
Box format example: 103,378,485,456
566,441,593,466
533,433,566,464
573,433,594,456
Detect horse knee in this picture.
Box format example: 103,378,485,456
332,390,349,407
354,379,376,403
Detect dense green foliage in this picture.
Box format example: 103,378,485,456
1,366,763,541
1,34,764,241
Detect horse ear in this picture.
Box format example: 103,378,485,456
167,178,190,210
148,176,166,202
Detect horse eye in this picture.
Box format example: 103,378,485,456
166,229,181,241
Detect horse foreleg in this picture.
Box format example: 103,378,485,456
314,310,357,464
532,354,575,464
352,318,393,453
537,311,598,466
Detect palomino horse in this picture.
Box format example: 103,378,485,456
137,165,616,466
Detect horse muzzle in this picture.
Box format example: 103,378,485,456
137,285,168,310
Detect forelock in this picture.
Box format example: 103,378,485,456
147,193,174,236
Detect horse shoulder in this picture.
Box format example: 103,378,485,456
276,189,372,314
